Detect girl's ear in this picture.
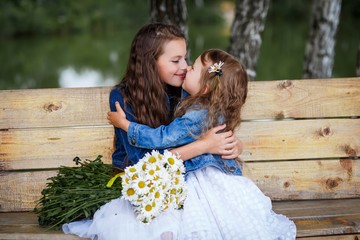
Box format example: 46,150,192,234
202,84,210,94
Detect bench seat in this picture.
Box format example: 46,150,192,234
1,199,360,239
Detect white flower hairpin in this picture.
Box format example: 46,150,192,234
208,61,224,76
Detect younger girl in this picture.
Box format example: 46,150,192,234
111,49,297,239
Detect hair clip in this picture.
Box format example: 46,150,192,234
208,61,224,76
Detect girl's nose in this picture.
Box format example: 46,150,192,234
181,59,188,69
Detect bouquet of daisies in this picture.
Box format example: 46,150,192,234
121,150,187,223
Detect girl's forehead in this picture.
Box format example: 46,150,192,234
194,56,209,68
162,39,186,57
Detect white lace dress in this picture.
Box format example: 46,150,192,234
63,166,296,240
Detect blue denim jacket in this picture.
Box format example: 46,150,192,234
127,108,242,176
110,88,179,169
109,88,153,170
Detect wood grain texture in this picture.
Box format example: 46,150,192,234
0,127,114,170
1,199,359,239
296,235,360,240
1,159,358,212
243,159,360,200
238,118,360,161
242,78,360,120
273,199,360,237
1,78,359,129
1,118,358,170
0,212,83,239
0,87,111,129
0,171,56,212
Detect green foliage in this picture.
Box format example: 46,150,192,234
0,0,148,37
34,155,122,229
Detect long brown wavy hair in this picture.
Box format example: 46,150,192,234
174,49,248,132
116,23,185,127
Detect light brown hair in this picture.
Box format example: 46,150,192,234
175,49,248,132
116,23,185,127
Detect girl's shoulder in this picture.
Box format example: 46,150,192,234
182,108,208,122
109,87,125,103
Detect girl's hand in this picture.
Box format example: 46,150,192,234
200,124,243,159
107,101,130,131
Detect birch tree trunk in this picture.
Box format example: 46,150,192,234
303,0,342,79
149,0,188,41
228,0,270,80
357,44,360,76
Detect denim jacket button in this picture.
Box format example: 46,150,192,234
229,166,236,173
131,139,135,145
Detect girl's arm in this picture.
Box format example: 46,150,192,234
108,102,202,149
171,124,243,160
108,101,242,160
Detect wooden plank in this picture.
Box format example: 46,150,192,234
238,118,360,161
273,199,360,219
0,127,114,170
293,214,360,237
1,78,359,130
273,199,360,212
243,159,360,200
0,213,83,240
272,199,360,237
1,118,359,170
296,234,360,239
1,160,358,212
1,199,360,239
0,171,56,212
0,87,111,129
242,77,360,120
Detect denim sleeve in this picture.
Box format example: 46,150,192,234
127,109,207,149
109,89,149,166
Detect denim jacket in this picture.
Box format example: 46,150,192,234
110,87,180,169
127,108,242,176
109,88,150,170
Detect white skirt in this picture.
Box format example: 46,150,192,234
63,167,296,240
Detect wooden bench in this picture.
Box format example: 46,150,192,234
0,77,359,239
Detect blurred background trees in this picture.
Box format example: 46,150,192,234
0,0,359,89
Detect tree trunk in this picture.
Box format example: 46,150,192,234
149,0,188,40
303,0,342,79
228,0,270,80
357,44,360,77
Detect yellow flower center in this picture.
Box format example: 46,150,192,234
127,188,135,196
142,163,147,170
174,178,179,185
138,181,145,188
149,169,155,175
145,204,152,212
129,167,137,173
155,192,160,198
168,157,175,165
149,156,156,163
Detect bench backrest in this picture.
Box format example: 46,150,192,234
1,77,359,212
